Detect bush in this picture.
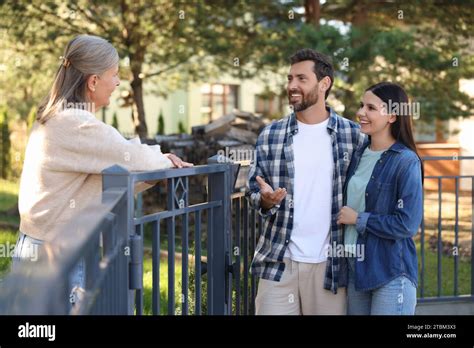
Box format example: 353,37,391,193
178,120,186,134
112,112,119,130
157,110,165,135
0,109,11,179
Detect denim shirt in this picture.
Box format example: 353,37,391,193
343,141,423,291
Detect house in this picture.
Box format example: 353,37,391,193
415,79,474,192
105,72,287,137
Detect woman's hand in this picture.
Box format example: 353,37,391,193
164,153,194,168
337,206,358,225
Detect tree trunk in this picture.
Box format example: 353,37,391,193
121,0,148,140
304,0,320,27
130,69,148,139
352,0,367,27
343,0,368,120
435,118,446,143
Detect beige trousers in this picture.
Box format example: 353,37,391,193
255,258,347,315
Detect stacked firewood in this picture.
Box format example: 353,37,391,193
155,111,268,166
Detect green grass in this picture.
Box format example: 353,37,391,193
0,229,18,278
0,179,20,279
0,179,19,212
142,249,210,315
417,242,471,298
142,250,184,315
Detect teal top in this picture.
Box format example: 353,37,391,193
344,146,384,256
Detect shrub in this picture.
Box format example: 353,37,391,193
0,109,11,179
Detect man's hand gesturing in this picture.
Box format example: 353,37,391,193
256,175,287,210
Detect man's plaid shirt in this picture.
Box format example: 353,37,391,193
246,107,367,293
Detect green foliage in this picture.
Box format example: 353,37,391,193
26,106,37,131
0,0,472,133
111,112,119,130
0,178,19,212
178,120,186,134
0,109,11,179
0,229,18,278
157,110,164,135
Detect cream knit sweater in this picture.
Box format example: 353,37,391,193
18,108,173,242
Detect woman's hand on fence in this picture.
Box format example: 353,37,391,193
164,153,194,168
337,206,358,225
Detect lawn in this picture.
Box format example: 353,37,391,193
0,179,19,212
0,179,19,279
0,229,18,278
142,250,183,315
417,243,471,298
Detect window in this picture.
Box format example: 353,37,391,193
200,84,239,122
255,92,286,119
414,119,450,143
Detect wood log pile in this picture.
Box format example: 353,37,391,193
154,111,268,167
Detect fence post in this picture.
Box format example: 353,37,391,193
207,163,232,314
102,164,134,315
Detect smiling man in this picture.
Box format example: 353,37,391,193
247,48,368,315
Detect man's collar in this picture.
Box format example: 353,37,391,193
288,106,339,136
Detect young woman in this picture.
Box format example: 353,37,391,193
337,82,423,315
12,35,193,306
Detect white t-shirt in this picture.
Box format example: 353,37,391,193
284,118,333,263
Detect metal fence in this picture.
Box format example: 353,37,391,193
418,156,474,304
129,158,260,315
0,160,248,315
0,156,472,314
0,187,130,314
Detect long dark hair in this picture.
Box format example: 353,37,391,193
366,82,424,184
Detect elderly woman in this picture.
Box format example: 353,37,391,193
12,34,192,304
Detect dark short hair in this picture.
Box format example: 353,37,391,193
289,48,334,99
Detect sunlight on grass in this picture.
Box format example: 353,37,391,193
0,229,18,278
0,179,19,212
142,252,183,315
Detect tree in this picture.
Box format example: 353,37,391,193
0,0,295,138
318,0,474,121
251,0,473,123
1,0,472,135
